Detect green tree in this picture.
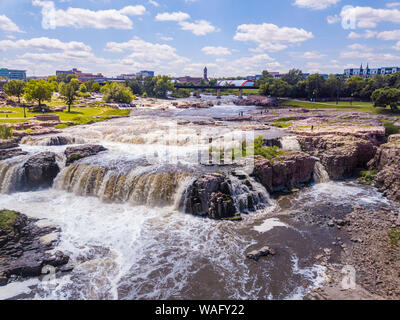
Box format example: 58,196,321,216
371,88,400,111
281,69,305,86
144,77,156,97
91,82,101,92
305,74,325,100
79,83,87,93
126,79,144,95
4,80,26,104
102,82,134,103
153,75,174,98
59,81,79,112
24,80,53,107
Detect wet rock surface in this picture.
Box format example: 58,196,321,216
0,139,19,150
0,148,28,161
21,152,60,190
0,210,70,286
246,246,276,261
180,173,238,220
253,152,316,193
65,144,107,165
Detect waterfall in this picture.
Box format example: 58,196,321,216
229,172,271,213
313,162,330,183
279,136,301,151
0,161,24,194
54,163,191,206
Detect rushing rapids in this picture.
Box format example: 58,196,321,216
0,100,397,300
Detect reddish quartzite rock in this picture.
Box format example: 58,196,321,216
368,136,400,202
253,152,316,193
297,135,377,180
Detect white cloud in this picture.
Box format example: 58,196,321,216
376,29,400,40
202,46,231,56
348,30,377,39
32,0,146,29
234,23,313,52
0,15,24,33
148,0,159,7
0,37,91,52
347,43,371,51
178,20,219,36
300,51,326,59
386,2,400,8
294,0,340,10
341,6,400,29
155,11,190,22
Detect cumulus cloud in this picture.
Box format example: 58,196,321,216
294,0,341,10
0,15,24,33
340,6,400,29
0,37,91,52
234,23,313,52
178,20,219,36
300,51,326,59
155,12,190,22
348,30,377,39
202,46,231,56
104,37,189,73
32,0,146,29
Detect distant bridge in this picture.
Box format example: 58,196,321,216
174,85,259,99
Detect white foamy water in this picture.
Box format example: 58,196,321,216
253,218,288,233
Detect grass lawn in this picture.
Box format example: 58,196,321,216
0,105,130,127
280,99,378,112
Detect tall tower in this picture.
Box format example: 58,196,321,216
204,66,208,81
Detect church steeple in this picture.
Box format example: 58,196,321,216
360,63,363,71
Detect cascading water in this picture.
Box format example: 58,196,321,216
229,172,271,213
55,163,192,207
0,160,24,194
313,162,330,183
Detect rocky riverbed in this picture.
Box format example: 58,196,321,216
0,95,399,300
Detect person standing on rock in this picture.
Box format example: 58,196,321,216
311,125,314,132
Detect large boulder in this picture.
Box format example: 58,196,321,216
180,173,238,220
21,152,60,190
65,144,107,165
253,152,316,193
298,135,376,180
0,210,70,285
368,137,400,202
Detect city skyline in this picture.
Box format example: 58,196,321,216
1,0,400,77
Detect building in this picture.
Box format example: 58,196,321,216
177,76,203,85
0,68,27,81
137,70,154,78
344,64,400,78
56,68,104,81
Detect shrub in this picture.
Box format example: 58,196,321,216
0,209,18,231
388,229,400,247
254,136,284,161
382,120,400,137
0,125,12,139
357,170,377,185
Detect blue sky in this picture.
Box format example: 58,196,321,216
1,0,400,77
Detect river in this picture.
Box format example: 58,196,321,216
0,99,394,300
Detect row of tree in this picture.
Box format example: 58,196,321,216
3,78,135,115
257,69,400,110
